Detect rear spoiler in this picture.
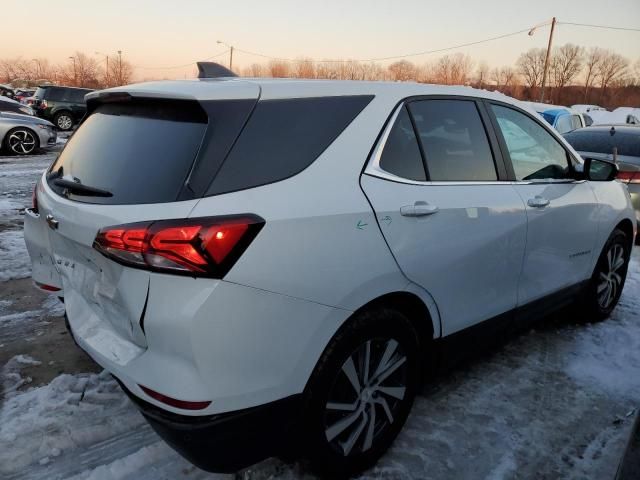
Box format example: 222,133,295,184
197,62,237,79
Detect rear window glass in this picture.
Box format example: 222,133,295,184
379,106,426,181
207,95,373,195
563,130,640,157
48,100,207,204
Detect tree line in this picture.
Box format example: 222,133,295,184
0,52,133,89
239,46,639,108
1,45,638,108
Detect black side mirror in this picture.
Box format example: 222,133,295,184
584,157,618,181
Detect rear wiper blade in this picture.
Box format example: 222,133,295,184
53,178,113,197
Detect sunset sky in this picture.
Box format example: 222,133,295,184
2,0,639,80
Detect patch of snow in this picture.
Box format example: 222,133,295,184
0,229,30,281
0,370,149,477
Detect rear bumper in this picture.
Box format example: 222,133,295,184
116,378,302,473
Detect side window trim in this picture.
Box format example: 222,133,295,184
366,95,513,185
482,99,581,183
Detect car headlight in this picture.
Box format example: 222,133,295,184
19,106,34,115
36,124,53,131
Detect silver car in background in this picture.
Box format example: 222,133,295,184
0,111,56,155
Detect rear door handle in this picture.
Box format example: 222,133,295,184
527,196,550,208
400,201,439,217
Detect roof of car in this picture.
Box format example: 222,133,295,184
88,77,525,107
39,85,94,91
565,125,640,135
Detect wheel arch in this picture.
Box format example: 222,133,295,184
346,290,436,351
615,218,635,250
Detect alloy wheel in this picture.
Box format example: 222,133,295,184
8,129,36,155
324,338,408,456
597,243,625,309
57,115,73,130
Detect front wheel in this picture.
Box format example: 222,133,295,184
581,228,631,321
302,308,421,477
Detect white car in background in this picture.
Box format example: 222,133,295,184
571,104,607,114
589,109,640,126
24,77,636,476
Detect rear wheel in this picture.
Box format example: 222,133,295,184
54,111,74,131
302,308,420,477
3,127,39,155
581,228,630,321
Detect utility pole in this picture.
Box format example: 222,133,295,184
217,41,234,71
117,50,123,85
539,17,556,103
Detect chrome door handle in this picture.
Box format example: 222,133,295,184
400,201,439,217
527,196,550,208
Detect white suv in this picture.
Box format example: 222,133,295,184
24,78,636,476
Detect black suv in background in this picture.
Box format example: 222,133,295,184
33,86,94,130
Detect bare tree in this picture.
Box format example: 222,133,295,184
551,44,583,89
517,48,546,90
492,66,516,90
293,58,315,79
583,47,605,101
387,60,416,81
475,61,490,89
432,53,473,85
107,54,133,87
59,52,100,87
267,60,290,78
243,63,264,77
597,50,629,92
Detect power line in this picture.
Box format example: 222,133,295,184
133,49,229,70
129,19,639,71
234,27,538,63
558,22,640,33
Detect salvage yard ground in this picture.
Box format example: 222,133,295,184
1,150,639,479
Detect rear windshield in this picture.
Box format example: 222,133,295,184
48,100,207,204
563,129,640,157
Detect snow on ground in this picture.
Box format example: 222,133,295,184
0,228,30,281
0,249,638,480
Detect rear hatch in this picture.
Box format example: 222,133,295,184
37,83,259,361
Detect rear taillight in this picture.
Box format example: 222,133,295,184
39,100,47,109
93,215,264,278
617,171,640,184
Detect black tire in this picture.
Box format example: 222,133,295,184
2,127,39,155
581,228,631,322
302,308,421,478
53,111,74,131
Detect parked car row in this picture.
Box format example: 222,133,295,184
0,85,94,155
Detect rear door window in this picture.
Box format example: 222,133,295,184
378,106,426,181
207,95,373,195
46,87,65,101
48,100,207,204
408,99,497,181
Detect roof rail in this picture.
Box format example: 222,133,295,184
197,62,237,79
